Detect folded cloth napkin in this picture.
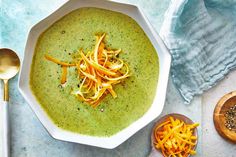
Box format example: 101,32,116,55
160,0,236,103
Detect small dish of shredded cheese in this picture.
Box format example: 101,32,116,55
151,113,199,157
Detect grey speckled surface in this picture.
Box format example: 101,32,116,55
0,0,204,157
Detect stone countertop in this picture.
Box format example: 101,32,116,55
0,0,234,156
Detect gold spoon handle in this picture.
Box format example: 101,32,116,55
2,80,10,157
3,80,9,101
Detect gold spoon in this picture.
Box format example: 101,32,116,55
0,48,20,157
149,113,198,157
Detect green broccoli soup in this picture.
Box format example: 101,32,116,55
30,7,159,136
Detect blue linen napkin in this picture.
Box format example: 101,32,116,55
160,0,236,103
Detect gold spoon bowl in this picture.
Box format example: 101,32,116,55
0,48,20,100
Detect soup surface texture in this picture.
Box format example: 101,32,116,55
30,7,159,136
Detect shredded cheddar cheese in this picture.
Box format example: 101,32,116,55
45,33,130,108
154,116,199,157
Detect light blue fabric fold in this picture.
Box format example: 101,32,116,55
160,0,236,103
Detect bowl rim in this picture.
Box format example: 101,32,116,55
18,0,171,149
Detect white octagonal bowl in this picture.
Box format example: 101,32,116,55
18,0,171,149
